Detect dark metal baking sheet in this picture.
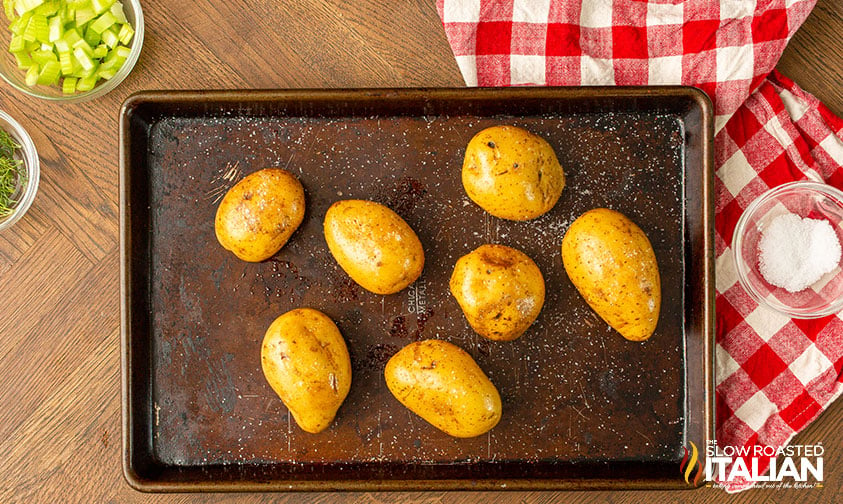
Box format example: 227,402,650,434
120,87,714,491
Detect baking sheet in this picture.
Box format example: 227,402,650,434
120,88,714,491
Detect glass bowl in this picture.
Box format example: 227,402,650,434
733,181,843,318
0,0,144,102
0,110,39,231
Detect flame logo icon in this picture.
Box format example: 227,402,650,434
680,441,703,485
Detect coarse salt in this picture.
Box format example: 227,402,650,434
758,213,842,293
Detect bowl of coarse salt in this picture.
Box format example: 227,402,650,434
733,181,843,318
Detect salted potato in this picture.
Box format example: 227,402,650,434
261,308,352,433
324,199,424,294
385,339,501,438
449,244,545,341
215,168,305,262
462,125,565,221
561,208,661,341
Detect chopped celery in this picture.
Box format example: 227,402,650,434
100,26,116,47
82,24,99,45
30,47,54,64
36,59,60,84
76,73,95,91
87,10,113,33
108,1,124,23
47,12,60,40
24,63,38,85
57,49,72,72
73,5,93,24
13,50,32,68
4,0,135,93
15,0,45,17
72,45,92,69
116,21,130,43
61,76,76,94
9,33,25,51
96,66,113,80
62,27,81,45
90,0,113,15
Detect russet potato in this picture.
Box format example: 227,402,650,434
384,339,501,438
261,308,352,433
215,168,305,262
324,199,424,294
561,208,661,341
449,244,545,341
462,125,565,221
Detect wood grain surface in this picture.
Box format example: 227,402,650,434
0,1,840,502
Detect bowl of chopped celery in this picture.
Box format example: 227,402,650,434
0,110,38,231
0,0,143,101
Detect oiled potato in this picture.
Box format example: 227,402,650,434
450,244,545,341
261,308,352,433
385,339,501,438
215,168,305,262
561,208,661,341
324,200,424,294
462,125,565,221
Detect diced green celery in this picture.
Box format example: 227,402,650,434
4,0,15,21
30,48,55,64
116,22,131,44
15,0,45,16
62,27,81,45
83,25,100,45
100,27,116,47
23,14,48,41
36,59,60,84
48,13,62,41
113,43,128,58
91,43,106,58
109,1,125,23
76,73,96,91
53,37,68,52
72,45,92,69
72,36,91,53
91,0,114,15
88,10,113,33
9,12,32,35
13,51,33,69
9,34,25,52
62,76,77,94
24,63,39,85
58,50,73,73
74,5,93,25
33,1,58,16
97,66,114,80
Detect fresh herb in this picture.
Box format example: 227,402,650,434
0,128,26,217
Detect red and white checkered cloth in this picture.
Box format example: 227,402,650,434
437,0,843,492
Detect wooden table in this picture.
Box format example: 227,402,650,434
1,1,840,502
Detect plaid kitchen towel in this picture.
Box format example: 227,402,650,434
437,0,843,492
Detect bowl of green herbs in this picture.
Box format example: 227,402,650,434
0,110,38,230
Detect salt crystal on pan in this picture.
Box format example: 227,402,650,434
758,213,842,293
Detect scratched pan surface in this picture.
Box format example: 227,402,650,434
120,88,713,491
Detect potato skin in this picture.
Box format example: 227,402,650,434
384,339,502,438
449,244,545,341
324,200,424,294
462,125,565,221
215,168,305,262
260,308,352,434
561,208,661,341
